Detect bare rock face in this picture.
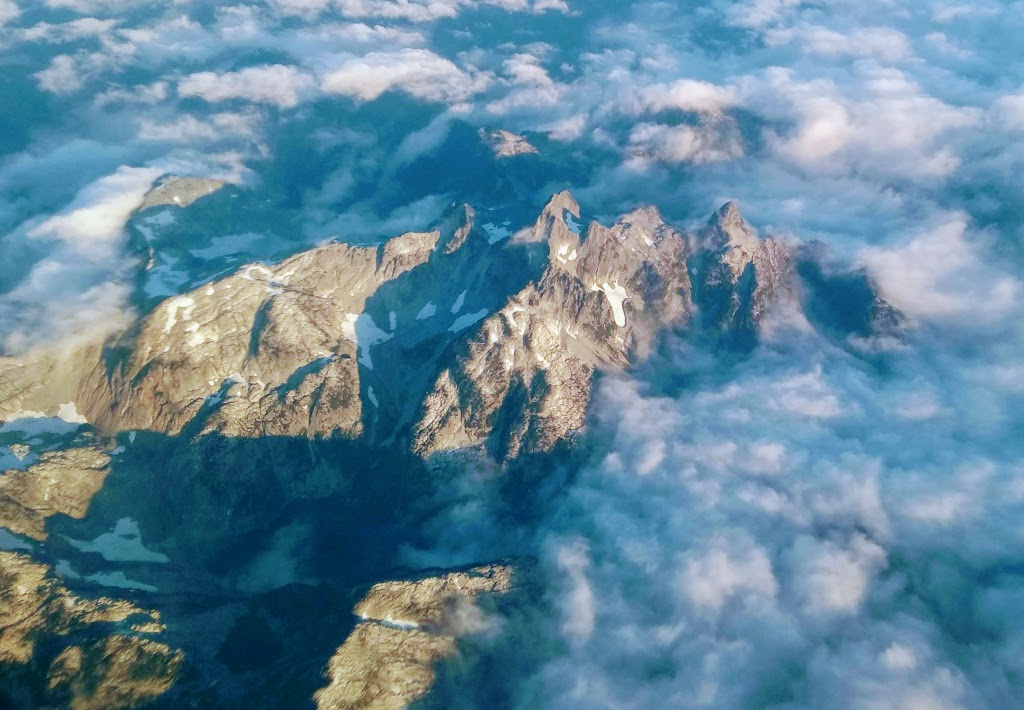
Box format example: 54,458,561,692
137,176,225,212
315,623,454,710
80,230,442,438
0,444,110,541
315,563,515,710
46,635,182,710
413,194,692,461
0,342,104,420
691,201,797,342
0,552,180,709
21,192,895,468
480,129,539,158
353,564,513,630
794,240,907,345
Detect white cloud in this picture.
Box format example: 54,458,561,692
637,79,738,114
681,537,778,612
0,0,17,26
27,165,161,253
34,54,86,94
789,534,887,616
764,24,913,61
485,53,563,113
727,0,804,29
268,0,568,21
178,64,317,108
2,166,162,351
32,47,131,94
17,17,119,43
41,0,145,11
494,328,1024,708
627,119,743,165
94,80,169,106
735,66,981,178
992,88,1024,131
321,48,489,102
861,213,1020,324
554,539,596,641
136,112,260,143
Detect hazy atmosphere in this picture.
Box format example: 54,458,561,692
1,1,1022,708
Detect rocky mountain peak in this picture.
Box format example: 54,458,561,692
618,204,667,235
436,202,477,254
525,191,583,273
137,175,225,212
702,200,766,280
480,128,540,158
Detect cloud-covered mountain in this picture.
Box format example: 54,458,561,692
1,0,1023,708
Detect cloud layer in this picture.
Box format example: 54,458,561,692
3,2,1024,704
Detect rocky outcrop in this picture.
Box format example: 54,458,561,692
137,176,225,212
0,343,104,421
794,241,907,344
0,444,110,541
413,194,692,460
0,552,180,709
315,563,515,710
80,230,443,438
480,129,539,158
690,201,796,342
46,635,182,710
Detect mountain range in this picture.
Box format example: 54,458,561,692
0,179,902,709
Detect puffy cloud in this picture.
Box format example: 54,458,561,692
788,535,887,616
860,213,1020,324
32,46,132,94
484,53,563,113
502,326,1024,708
17,17,119,43
268,0,569,21
41,0,146,11
1,166,162,352
636,78,738,114
321,48,490,102
726,0,804,29
33,54,87,94
94,80,169,106
627,118,743,165
178,64,317,108
764,24,913,61
734,65,981,178
680,537,778,612
0,0,18,26
992,88,1024,130
552,539,596,641
136,112,261,143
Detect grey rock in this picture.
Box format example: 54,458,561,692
137,176,225,212
480,129,539,158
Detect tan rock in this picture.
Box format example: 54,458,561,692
480,129,539,158
0,552,179,708
80,229,441,439
47,635,183,710
0,446,110,541
414,197,692,460
316,564,515,710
